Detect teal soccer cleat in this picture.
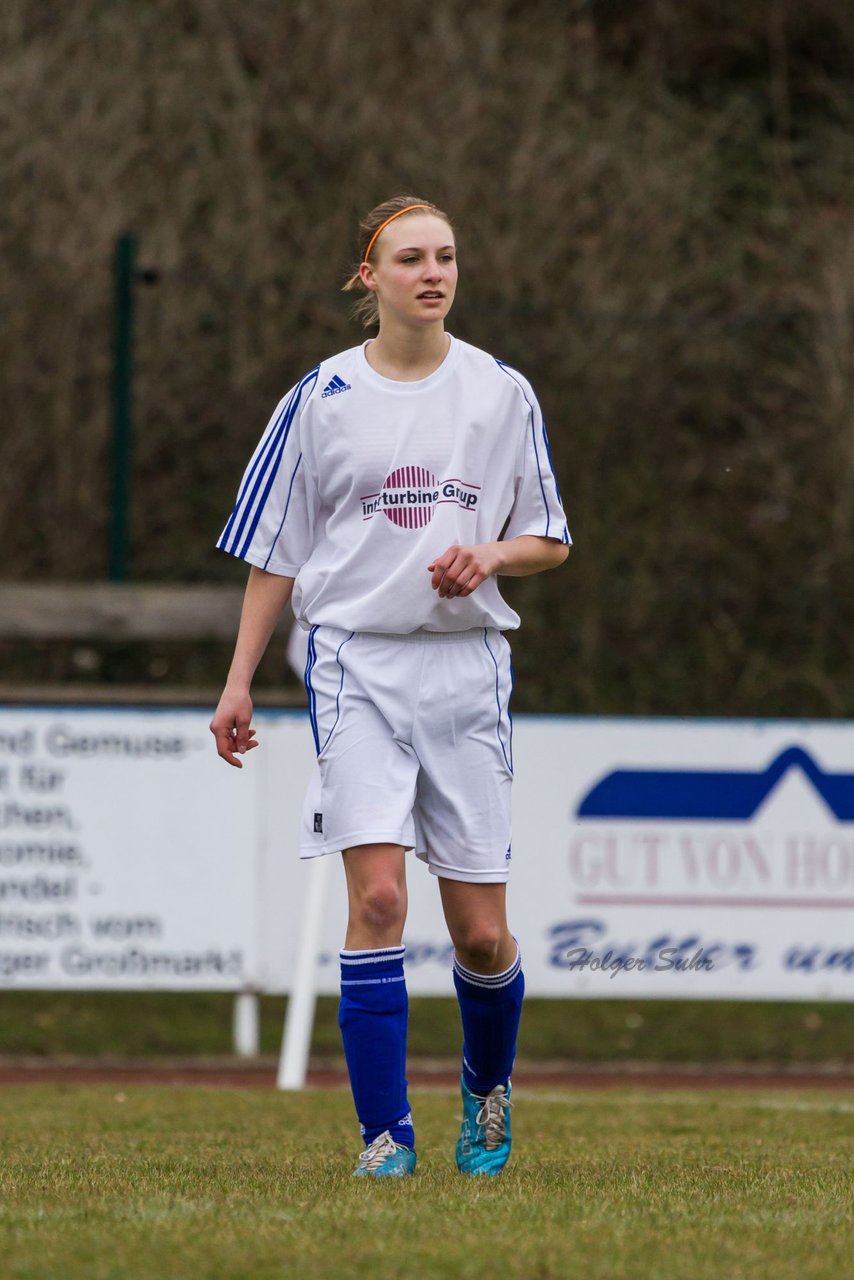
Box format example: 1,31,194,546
352,1130,417,1179
455,1077,513,1176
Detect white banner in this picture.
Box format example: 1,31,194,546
0,708,261,989
2,708,852,999
503,718,854,1001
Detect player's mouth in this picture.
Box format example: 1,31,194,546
417,291,445,301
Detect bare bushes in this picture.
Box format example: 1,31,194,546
2,0,854,711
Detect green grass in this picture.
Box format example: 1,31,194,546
1,992,853,1065
0,1084,851,1279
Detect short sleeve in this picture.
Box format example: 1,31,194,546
499,367,571,546
216,368,320,575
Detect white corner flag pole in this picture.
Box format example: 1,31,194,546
277,853,333,1090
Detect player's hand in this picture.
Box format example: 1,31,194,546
210,688,258,767
427,543,503,598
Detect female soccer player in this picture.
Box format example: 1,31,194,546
211,196,570,1178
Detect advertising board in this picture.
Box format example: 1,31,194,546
2,708,851,1000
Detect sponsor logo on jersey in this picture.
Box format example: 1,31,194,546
321,374,352,398
360,465,480,528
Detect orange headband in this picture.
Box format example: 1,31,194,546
362,204,432,265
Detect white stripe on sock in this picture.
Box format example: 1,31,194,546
453,944,521,989
339,946,405,966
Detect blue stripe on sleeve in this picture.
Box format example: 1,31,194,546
495,360,551,537
219,366,319,556
539,418,571,545
261,453,303,570
219,379,303,551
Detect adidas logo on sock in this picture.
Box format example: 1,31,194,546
321,374,352,398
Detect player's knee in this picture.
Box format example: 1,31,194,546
353,881,406,934
453,925,504,970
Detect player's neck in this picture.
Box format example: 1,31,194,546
365,324,450,383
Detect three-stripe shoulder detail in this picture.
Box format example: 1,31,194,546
218,366,320,558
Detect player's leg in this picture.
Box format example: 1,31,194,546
439,879,523,1176
302,629,420,1174
340,842,416,1177
440,880,523,1093
409,629,519,1173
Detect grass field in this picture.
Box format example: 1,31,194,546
0,1084,851,1280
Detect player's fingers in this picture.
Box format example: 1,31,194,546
231,703,255,751
429,546,460,590
439,551,474,596
442,571,462,597
456,570,486,597
212,724,243,767
431,560,452,590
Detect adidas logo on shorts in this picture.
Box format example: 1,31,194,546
321,374,351,398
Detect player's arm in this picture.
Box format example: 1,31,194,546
210,566,295,766
428,535,569,599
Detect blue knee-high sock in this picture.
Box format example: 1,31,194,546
453,943,524,1096
339,945,414,1151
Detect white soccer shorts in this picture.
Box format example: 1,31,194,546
299,626,514,883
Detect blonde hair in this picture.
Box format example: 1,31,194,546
342,194,455,328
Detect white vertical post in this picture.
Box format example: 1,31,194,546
232,991,260,1057
277,853,332,1090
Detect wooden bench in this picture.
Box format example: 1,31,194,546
0,583,301,706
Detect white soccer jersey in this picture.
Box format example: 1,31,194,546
217,336,569,633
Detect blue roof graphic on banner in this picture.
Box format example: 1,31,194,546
576,747,854,822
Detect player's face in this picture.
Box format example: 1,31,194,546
361,214,458,329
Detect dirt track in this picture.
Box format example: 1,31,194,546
1,1059,852,1091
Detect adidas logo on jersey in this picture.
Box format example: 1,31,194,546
321,374,351,398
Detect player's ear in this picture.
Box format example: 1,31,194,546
359,262,377,292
